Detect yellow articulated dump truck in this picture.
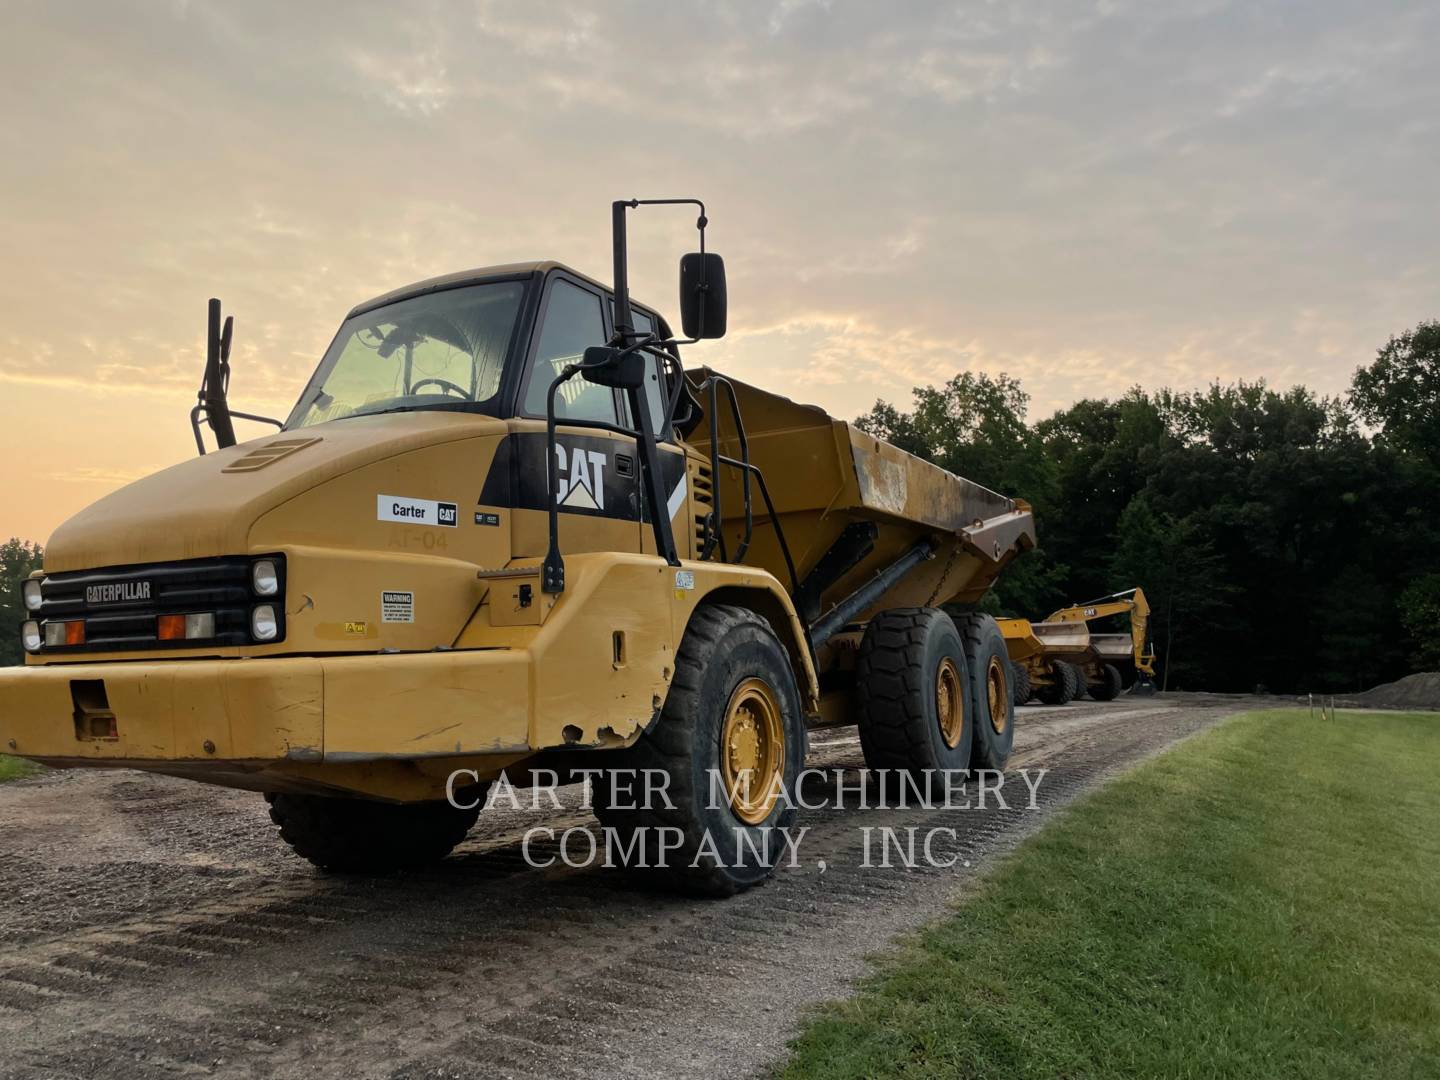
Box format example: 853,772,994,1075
1001,587,1157,706
2,199,1034,895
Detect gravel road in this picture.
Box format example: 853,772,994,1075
0,693,1262,1079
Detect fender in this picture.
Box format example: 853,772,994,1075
684,571,820,717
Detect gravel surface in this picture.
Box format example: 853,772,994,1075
0,693,1263,1079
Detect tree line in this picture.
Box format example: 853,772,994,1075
1,539,44,666
858,320,1440,693
3,322,1436,690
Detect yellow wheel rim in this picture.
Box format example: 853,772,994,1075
986,655,1009,735
720,677,785,826
936,657,965,749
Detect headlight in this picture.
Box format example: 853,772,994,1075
22,579,42,611
251,604,278,641
21,621,42,653
252,559,279,596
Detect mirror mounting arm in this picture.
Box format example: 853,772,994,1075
611,197,708,346
190,297,283,455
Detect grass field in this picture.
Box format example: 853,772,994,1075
779,710,1440,1079
0,754,40,783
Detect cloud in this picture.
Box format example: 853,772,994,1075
47,465,160,486
3,0,1439,541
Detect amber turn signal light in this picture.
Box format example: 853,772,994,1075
43,620,85,647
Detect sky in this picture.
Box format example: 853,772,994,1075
3,0,1438,543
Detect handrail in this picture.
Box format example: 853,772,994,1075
541,354,681,594
690,372,799,596
700,376,754,561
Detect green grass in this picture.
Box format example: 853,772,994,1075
0,754,40,783
779,710,1440,1080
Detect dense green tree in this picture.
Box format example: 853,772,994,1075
1144,381,1382,691
1108,497,1230,691
1399,574,1440,670
858,372,1053,501
1,539,44,666
1351,320,1440,461
1037,390,1172,604
1349,327,1440,676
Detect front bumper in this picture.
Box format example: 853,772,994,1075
0,651,532,769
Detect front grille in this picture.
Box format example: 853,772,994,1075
27,555,286,654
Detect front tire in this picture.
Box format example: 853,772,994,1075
592,604,805,897
267,792,484,874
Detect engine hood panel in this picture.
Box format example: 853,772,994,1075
45,413,507,571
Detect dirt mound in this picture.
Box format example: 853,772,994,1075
1341,672,1440,711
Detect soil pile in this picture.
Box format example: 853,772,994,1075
1341,672,1440,711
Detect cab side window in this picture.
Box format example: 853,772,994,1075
523,280,618,424
615,306,670,437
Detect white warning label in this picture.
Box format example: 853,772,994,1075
381,590,414,623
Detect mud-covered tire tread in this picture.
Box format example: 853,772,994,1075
1090,662,1124,701
267,794,481,874
1010,661,1032,706
854,608,970,776
592,604,802,898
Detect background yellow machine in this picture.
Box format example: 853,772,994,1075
1000,588,1157,705
2,200,1035,894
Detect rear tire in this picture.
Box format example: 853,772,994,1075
267,792,483,874
856,608,973,788
1010,662,1032,706
954,614,1015,771
1036,661,1076,705
1089,663,1124,701
592,604,805,897
1069,663,1090,700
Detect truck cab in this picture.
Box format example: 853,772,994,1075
20,262,704,660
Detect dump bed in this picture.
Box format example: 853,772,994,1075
998,618,1094,664
1089,632,1136,664
687,370,1035,627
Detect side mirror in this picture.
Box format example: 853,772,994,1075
679,252,727,339
581,345,647,391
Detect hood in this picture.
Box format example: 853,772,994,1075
45,412,506,571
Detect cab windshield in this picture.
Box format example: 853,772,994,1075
285,281,524,429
